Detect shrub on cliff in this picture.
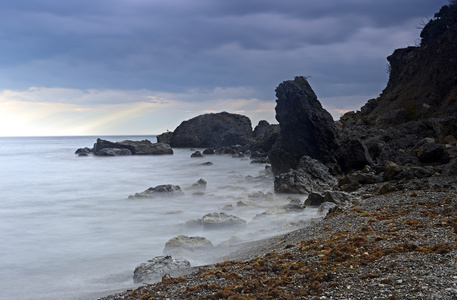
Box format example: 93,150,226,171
420,2,457,44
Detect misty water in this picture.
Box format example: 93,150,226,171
0,136,322,300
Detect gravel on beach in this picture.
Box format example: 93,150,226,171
100,177,457,300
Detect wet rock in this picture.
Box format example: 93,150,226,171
281,197,305,212
187,178,207,190
128,184,184,199
200,162,214,166
96,148,132,156
202,148,215,155
317,202,337,215
274,156,337,194
191,151,203,158
304,192,325,206
323,191,351,205
133,255,190,283
182,219,203,229
75,147,92,156
163,235,213,256
202,212,247,229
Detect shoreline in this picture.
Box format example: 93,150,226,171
99,175,457,299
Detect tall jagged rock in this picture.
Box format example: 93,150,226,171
269,76,341,175
169,112,253,148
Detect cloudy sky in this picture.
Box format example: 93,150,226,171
0,0,447,136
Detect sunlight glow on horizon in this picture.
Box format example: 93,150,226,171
0,87,281,137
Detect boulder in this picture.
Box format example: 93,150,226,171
202,212,247,229
169,112,253,148
202,148,215,155
337,139,374,172
304,192,325,206
274,156,337,194
323,191,351,205
191,151,203,158
443,158,457,175
269,76,341,175
281,197,305,212
163,235,213,256
133,255,190,283
383,161,403,181
128,184,184,199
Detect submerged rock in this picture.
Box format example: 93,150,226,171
186,178,207,190
202,212,247,229
133,255,190,283
128,184,184,199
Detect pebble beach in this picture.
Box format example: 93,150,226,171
99,176,457,299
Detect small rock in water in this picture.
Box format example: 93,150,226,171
186,178,207,190
128,184,184,199
191,151,203,158
202,212,247,229
163,235,213,256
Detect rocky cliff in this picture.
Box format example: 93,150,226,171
342,3,457,131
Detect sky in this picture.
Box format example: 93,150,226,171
0,0,448,136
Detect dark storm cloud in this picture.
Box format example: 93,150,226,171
0,0,447,103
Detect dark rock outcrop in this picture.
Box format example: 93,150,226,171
274,156,337,194
269,76,341,175
169,112,253,148
250,121,280,153
90,138,173,156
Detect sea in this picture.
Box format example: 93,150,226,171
0,135,320,300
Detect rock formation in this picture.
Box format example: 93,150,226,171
168,112,253,148
269,76,341,175
77,138,173,156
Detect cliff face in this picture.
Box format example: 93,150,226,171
347,6,457,130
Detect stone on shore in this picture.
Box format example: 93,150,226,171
133,255,190,283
